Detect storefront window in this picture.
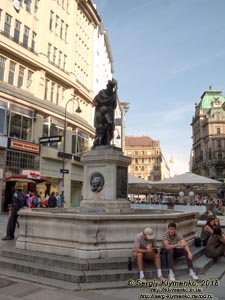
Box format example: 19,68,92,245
6,150,39,174
0,107,7,135
43,118,63,148
72,130,89,156
9,112,32,141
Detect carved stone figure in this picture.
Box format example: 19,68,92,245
90,173,104,192
93,79,117,147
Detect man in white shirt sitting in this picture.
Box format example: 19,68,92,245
134,227,164,280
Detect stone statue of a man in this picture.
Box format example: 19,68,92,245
93,79,117,147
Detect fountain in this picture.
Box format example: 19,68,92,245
16,81,198,259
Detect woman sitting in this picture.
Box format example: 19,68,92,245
200,217,215,246
205,227,225,258
214,217,225,238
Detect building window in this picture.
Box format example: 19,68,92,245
9,112,33,141
8,61,16,85
135,151,138,155
31,32,36,52
58,51,62,67
0,107,7,135
47,43,52,60
44,79,49,100
17,66,25,88
65,24,68,43
72,130,89,156
23,26,30,48
55,15,59,34
56,85,60,105
43,120,63,148
63,54,67,70
217,127,221,134
0,56,6,81
34,0,39,15
60,20,64,39
26,70,33,92
4,13,12,37
6,150,39,174
53,47,57,64
215,114,220,121
50,83,55,102
49,10,54,30
14,20,21,43
24,0,31,13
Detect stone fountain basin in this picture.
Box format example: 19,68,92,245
16,208,198,259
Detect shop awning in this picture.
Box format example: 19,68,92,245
4,175,50,184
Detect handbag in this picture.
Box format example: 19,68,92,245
194,236,202,247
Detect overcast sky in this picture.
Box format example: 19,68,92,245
93,0,225,174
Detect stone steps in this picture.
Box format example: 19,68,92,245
0,245,205,270
0,245,218,290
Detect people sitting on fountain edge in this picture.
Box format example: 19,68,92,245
133,227,164,281
161,222,198,281
205,227,225,258
200,216,215,246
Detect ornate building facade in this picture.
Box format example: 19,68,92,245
191,89,225,181
125,135,164,181
0,0,118,210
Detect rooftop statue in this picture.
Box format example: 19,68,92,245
93,79,118,147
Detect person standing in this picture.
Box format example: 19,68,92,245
48,192,57,208
133,227,164,280
161,222,198,281
2,184,26,241
56,192,62,207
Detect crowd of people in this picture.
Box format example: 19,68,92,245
2,185,63,241
25,191,63,208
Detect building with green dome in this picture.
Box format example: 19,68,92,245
191,88,225,182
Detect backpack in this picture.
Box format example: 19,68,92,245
17,191,26,208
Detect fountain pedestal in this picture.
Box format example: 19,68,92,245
80,146,131,212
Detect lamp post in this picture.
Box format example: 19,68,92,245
61,97,82,206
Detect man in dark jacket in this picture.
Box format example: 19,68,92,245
2,184,26,241
48,192,57,208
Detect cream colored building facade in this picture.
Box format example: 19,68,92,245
0,0,118,210
125,136,163,181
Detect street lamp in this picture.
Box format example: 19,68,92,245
61,97,82,206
